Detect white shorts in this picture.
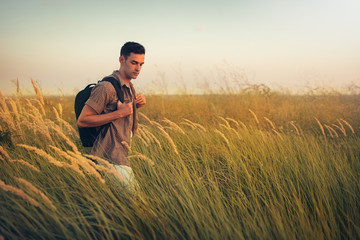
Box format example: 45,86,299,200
112,164,138,189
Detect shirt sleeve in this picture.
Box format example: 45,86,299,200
85,82,114,114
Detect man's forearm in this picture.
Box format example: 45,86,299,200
77,110,123,128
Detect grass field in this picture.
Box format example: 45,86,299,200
0,83,359,239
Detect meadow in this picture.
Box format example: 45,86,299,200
0,82,359,239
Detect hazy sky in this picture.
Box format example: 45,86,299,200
1,0,359,95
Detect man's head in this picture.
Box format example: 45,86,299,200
120,42,145,60
119,42,145,81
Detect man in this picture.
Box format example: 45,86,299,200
77,42,146,185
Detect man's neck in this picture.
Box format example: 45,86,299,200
118,69,131,87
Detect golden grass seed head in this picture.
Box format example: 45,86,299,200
156,125,179,155
0,146,11,160
248,109,259,124
314,117,326,139
51,126,79,154
10,159,40,172
289,121,300,136
128,153,155,166
0,179,40,207
15,177,56,210
264,117,276,129
340,118,355,134
17,144,64,167
214,129,230,147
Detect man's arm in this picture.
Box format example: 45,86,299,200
77,101,132,128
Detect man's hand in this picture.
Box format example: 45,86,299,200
135,94,146,108
117,101,133,117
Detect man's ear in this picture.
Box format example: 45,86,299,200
119,56,125,64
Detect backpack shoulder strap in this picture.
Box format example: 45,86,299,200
101,77,124,103
129,82,136,99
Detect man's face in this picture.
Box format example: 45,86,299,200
120,53,145,80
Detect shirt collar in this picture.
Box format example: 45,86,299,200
112,70,130,88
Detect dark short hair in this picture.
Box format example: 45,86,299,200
120,42,145,59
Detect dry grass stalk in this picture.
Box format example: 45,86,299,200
83,154,113,169
51,126,79,154
121,141,132,153
332,124,346,136
135,134,149,147
156,126,179,155
290,121,300,136
93,164,127,182
53,107,60,120
218,116,230,128
49,146,85,177
137,128,151,145
82,154,127,182
58,103,63,117
180,121,196,130
182,119,197,129
0,91,10,113
21,121,35,132
0,146,11,160
219,123,230,130
128,153,155,166
193,122,206,132
163,118,185,134
8,98,20,122
0,111,15,130
238,121,248,130
229,127,241,139
57,118,79,137
15,177,57,210
138,112,152,124
314,117,326,139
226,117,239,127
31,79,44,106
67,151,105,184
15,97,22,115
151,120,163,129
35,99,46,116
272,129,283,140
214,129,230,147
0,180,40,207
264,117,276,129
328,126,339,138
259,130,267,142
141,126,162,148
10,159,40,172
17,144,64,167
25,111,43,126
340,119,355,134
25,99,44,123
182,119,206,132
35,125,53,143
336,119,346,134
249,109,259,124
324,125,338,138
17,78,20,94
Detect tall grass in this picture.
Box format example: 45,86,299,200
0,83,359,239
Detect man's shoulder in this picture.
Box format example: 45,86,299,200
93,80,116,94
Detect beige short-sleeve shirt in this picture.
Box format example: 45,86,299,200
85,73,135,166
